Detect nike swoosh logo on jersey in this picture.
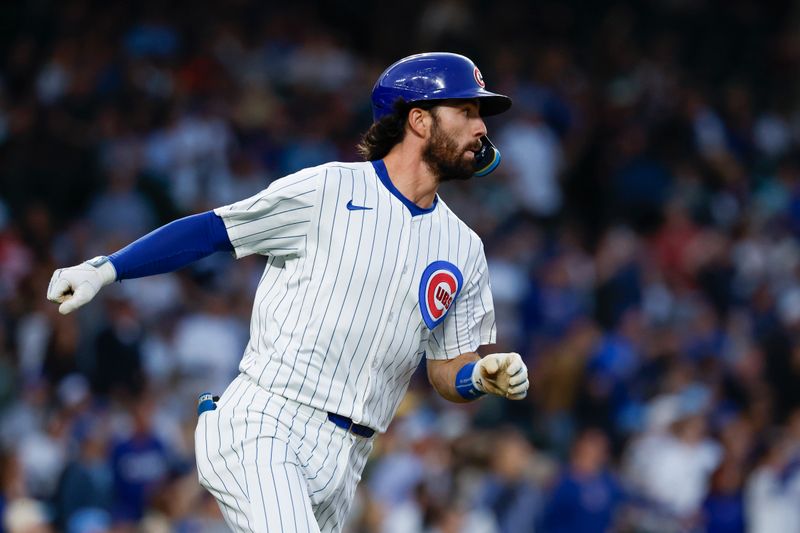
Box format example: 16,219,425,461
346,200,372,211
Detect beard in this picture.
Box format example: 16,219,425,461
422,118,476,183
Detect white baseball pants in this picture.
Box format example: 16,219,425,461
195,373,374,533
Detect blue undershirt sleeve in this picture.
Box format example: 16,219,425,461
108,211,234,280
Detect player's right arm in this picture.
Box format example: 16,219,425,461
47,211,233,314
48,169,320,314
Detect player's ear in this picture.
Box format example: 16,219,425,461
407,107,432,139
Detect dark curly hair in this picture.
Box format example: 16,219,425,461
356,100,437,161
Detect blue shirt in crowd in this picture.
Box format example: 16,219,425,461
540,468,623,533
110,434,171,521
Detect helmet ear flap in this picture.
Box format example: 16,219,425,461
473,136,501,177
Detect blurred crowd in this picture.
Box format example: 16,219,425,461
2,0,800,532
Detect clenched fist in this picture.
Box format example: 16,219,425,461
47,256,117,315
473,352,529,400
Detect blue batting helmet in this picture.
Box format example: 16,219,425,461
371,52,512,122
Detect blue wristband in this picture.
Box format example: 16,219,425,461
455,361,486,400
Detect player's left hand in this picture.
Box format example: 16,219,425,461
473,352,529,400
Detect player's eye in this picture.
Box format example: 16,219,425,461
462,104,479,117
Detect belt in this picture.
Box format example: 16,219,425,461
199,391,374,438
327,412,375,438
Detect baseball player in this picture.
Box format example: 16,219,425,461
47,52,529,532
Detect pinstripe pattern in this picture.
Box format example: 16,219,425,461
214,161,496,432
203,160,496,529
196,374,372,533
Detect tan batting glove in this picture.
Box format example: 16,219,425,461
473,352,529,400
47,256,117,315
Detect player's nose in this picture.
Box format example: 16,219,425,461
473,116,488,138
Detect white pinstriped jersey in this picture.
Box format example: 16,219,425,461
213,160,496,432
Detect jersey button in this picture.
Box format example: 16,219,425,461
388,312,395,321
402,265,408,274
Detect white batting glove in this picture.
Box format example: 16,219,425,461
47,256,117,315
473,352,529,400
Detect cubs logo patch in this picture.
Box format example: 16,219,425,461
419,261,464,329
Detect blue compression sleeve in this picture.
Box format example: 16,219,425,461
108,211,233,280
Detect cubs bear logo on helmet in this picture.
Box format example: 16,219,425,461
419,261,464,329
